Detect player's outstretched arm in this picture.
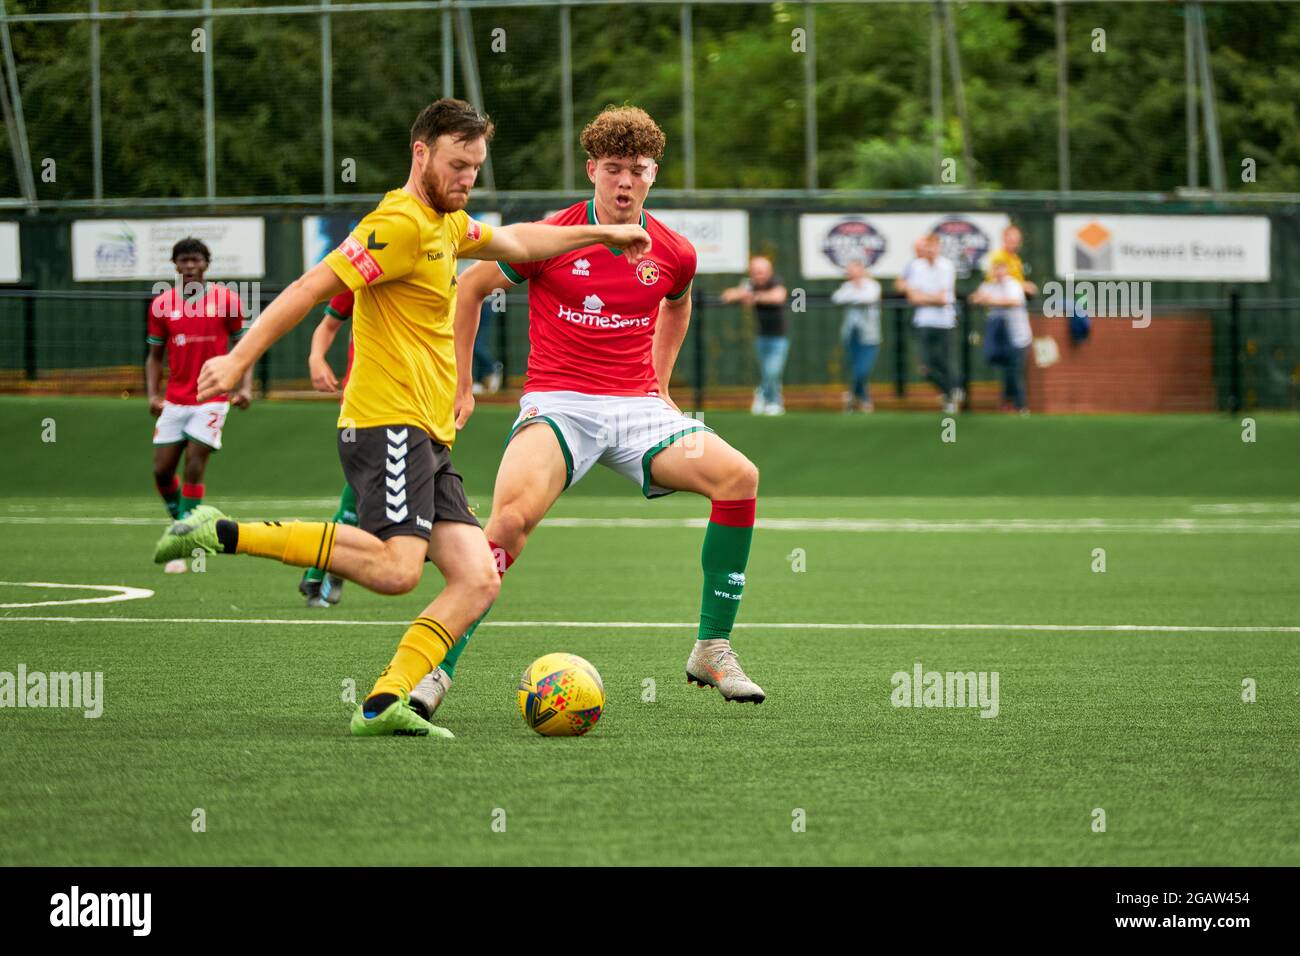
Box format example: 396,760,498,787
308,315,344,393
652,285,692,411
145,343,166,417
470,222,651,265
453,260,505,429
196,261,345,402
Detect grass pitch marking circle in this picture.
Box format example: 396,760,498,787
0,581,155,609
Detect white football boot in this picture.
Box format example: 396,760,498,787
409,666,452,720
686,639,766,703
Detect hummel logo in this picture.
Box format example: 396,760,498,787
427,251,444,261
415,516,432,530
583,294,604,313
367,231,387,251
572,258,591,276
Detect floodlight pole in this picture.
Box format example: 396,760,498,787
321,0,335,197
681,4,695,191
1055,1,1069,192
560,4,574,191
0,0,36,206
455,5,496,193
202,0,216,200
90,0,103,199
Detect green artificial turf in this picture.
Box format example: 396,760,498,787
0,398,1297,865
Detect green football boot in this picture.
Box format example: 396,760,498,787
350,695,455,739
152,504,227,564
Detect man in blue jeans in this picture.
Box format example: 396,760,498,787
723,255,789,415
832,259,883,412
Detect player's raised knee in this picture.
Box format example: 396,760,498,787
723,458,760,500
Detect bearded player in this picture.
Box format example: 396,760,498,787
415,106,764,718
152,99,651,737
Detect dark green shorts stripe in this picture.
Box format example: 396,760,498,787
506,415,574,490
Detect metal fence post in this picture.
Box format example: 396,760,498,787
1227,288,1241,413
692,286,705,411
959,295,971,411
894,304,907,400
23,287,36,380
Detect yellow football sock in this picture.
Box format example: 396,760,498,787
236,520,337,570
369,617,456,699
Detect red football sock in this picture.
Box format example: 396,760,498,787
488,539,515,576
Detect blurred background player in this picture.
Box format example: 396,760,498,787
432,105,765,721
153,98,651,738
832,259,882,413
722,255,789,416
298,289,358,607
147,237,251,573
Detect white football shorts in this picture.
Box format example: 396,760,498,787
509,391,712,498
152,400,231,450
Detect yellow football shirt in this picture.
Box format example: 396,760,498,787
325,189,494,447
985,248,1025,283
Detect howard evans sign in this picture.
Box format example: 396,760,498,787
1054,215,1270,282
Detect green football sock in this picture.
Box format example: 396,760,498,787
156,475,181,519
441,604,496,678
304,484,358,584
178,482,204,520
698,499,756,641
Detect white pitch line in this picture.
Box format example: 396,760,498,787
0,582,155,609
4,515,1300,534
0,615,1296,633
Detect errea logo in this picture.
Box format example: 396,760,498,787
582,294,604,313
572,258,591,276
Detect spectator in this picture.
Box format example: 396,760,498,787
894,237,927,297
722,255,789,416
970,259,1032,413
985,224,1038,297
471,299,504,394
832,259,882,413
904,234,959,414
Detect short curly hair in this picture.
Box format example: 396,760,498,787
580,106,666,161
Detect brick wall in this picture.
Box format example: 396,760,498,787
1026,313,1216,413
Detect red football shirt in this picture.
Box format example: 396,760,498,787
146,285,246,404
324,290,356,390
499,199,696,396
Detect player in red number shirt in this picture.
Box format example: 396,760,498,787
296,289,359,607
146,237,251,555
412,107,764,719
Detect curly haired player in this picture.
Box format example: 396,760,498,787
414,106,765,720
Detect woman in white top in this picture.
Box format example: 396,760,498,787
970,260,1032,412
831,259,883,412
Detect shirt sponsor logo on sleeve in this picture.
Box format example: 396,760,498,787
338,235,384,284
466,219,482,242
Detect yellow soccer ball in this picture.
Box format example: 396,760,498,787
517,652,605,737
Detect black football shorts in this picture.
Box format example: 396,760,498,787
337,425,478,541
